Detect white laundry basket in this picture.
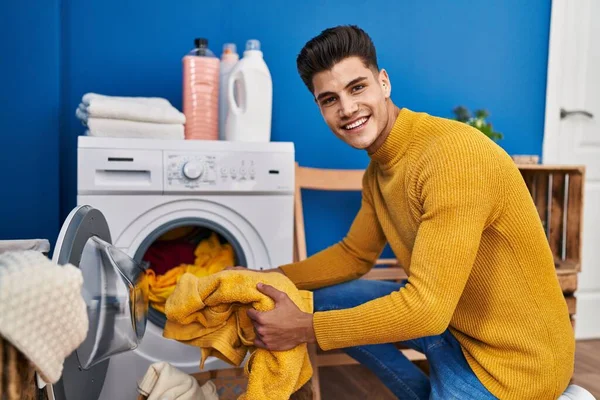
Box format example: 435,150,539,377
0,239,50,254
559,385,596,400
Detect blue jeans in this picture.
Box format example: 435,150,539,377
313,279,497,399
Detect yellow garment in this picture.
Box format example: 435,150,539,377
140,233,235,313
163,270,313,400
157,226,196,241
191,233,236,275
280,108,575,400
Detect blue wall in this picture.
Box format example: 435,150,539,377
0,2,60,243
2,0,552,257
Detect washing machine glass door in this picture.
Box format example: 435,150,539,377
50,205,148,400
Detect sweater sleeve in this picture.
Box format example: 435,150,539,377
279,167,387,290
312,136,504,351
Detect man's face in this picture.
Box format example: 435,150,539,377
312,56,391,150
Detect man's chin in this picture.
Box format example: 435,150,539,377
341,134,377,150
346,139,375,151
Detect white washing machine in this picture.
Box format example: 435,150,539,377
49,136,295,400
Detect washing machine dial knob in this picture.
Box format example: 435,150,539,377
182,161,203,180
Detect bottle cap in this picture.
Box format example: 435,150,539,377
195,38,208,48
245,39,261,51
222,43,237,55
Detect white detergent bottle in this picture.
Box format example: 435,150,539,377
224,39,273,142
218,43,239,140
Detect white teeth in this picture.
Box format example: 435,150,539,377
344,117,368,130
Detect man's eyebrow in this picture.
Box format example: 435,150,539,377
316,76,368,101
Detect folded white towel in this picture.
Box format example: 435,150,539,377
82,92,172,106
76,92,185,124
137,362,219,400
85,118,184,140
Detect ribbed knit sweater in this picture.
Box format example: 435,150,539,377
280,108,575,399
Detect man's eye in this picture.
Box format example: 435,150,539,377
322,97,336,105
352,85,365,92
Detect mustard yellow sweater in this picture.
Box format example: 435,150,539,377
280,108,575,399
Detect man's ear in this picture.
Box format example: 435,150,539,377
379,69,391,98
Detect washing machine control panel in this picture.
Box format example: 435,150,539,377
164,151,293,192
166,153,217,187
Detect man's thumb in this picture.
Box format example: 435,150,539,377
257,283,286,302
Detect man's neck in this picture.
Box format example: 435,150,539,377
367,101,401,155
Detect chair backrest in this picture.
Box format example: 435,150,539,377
293,163,407,281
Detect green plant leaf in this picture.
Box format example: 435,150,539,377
453,106,470,122
474,109,489,119
453,105,502,142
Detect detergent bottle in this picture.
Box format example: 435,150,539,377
224,39,272,142
182,38,219,140
218,43,239,140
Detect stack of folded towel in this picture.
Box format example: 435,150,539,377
75,93,186,139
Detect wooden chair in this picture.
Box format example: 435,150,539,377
292,163,427,400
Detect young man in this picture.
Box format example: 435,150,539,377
241,25,575,399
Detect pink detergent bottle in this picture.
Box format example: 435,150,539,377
182,38,220,140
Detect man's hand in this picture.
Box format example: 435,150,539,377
224,266,285,275
247,283,316,351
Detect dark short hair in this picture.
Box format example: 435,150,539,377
296,25,379,93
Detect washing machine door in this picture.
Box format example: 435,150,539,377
49,205,148,400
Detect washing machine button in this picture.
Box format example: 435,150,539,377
182,161,203,180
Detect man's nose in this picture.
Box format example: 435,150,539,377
338,96,358,118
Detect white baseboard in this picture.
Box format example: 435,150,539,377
574,292,600,339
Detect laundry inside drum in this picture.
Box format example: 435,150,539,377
137,224,243,328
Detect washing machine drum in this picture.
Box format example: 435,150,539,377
50,205,148,400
